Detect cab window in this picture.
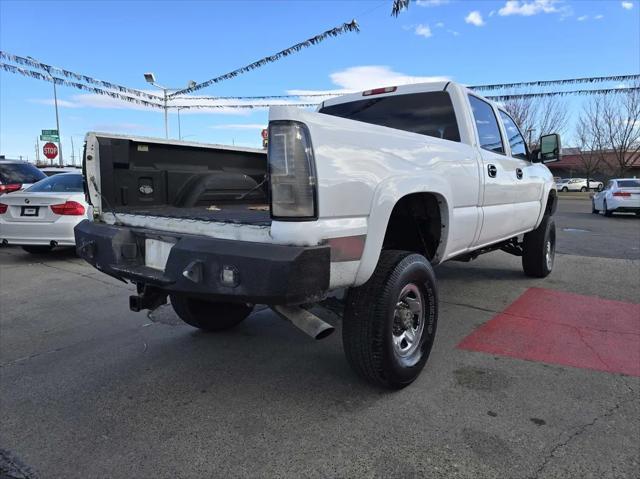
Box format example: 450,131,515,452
468,95,504,154
498,110,528,160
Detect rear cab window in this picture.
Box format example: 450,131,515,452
468,95,504,154
319,91,461,142
0,163,46,184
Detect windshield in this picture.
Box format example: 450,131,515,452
0,163,46,184
319,91,461,142
26,173,84,193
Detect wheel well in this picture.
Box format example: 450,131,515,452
545,190,558,216
382,193,443,261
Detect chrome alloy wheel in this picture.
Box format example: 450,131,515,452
392,283,425,357
545,238,555,271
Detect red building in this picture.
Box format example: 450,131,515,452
547,148,640,180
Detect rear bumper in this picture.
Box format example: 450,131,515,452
0,220,78,246
608,197,640,212
74,220,330,305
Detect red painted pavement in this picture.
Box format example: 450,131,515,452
457,288,640,377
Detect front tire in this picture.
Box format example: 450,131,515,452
21,245,53,254
342,250,438,389
522,215,556,278
561,187,568,192
580,186,587,192
169,294,253,332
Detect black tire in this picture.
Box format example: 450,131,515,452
561,187,568,192
603,200,613,217
169,294,253,332
591,200,599,214
342,250,438,390
580,186,587,192
597,184,603,192
21,245,53,254
522,215,556,278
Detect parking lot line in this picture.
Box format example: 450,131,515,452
457,287,640,377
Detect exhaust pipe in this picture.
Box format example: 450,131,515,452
272,305,335,340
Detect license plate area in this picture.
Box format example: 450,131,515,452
145,239,174,271
21,206,39,217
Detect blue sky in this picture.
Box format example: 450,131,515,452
1,0,638,163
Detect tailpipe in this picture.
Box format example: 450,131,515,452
272,305,335,340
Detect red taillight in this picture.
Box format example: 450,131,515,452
613,192,631,197
0,183,22,194
362,86,397,96
50,201,85,216
0,203,7,214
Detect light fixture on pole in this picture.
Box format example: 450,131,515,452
143,74,196,140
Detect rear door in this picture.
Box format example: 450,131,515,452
468,95,518,246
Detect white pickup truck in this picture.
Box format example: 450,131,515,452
75,81,560,389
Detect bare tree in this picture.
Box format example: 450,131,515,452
600,86,640,176
502,94,569,148
575,97,608,186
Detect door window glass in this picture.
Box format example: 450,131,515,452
499,111,528,160
468,95,504,154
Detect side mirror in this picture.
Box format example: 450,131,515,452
539,133,561,163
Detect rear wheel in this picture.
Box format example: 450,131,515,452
21,245,53,254
561,187,568,192
591,200,599,214
580,186,587,192
522,215,555,278
342,250,438,389
169,294,253,332
603,200,613,217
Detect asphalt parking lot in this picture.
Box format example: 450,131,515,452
1,198,638,479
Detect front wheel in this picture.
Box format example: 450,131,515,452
580,186,587,192
522,215,556,278
169,294,253,332
342,250,438,389
561,187,568,192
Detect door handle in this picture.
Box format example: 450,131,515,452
516,168,523,180
487,164,497,178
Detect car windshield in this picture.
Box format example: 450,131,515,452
617,180,640,188
26,173,84,193
0,163,47,184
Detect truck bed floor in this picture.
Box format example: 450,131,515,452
113,204,271,226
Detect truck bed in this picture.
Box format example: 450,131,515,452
113,204,271,226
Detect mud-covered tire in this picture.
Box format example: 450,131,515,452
21,245,53,254
169,294,253,332
342,250,438,389
522,215,555,278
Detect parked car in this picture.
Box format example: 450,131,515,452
556,178,603,192
0,172,90,253
40,166,83,177
592,178,640,216
0,159,46,195
75,81,560,389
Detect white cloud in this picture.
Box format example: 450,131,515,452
594,14,604,19
489,10,496,17
435,21,445,28
447,29,460,36
498,0,559,16
577,15,588,21
621,1,633,9
29,98,82,108
465,11,485,26
415,24,433,38
209,124,265,130
416,0,450,6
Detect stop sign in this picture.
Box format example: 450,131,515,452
43,142,58,160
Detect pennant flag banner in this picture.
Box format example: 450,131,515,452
472,74,640,91
0,63,164,109
171,103,319,110
0,51,162,101
486,87,640,102
168,20,359,98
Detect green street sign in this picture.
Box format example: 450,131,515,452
40,135,59,142
41,129,59,136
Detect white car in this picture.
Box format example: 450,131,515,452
556,178,603,192
0,159,47,194
0,172,91,253
592,178,640,216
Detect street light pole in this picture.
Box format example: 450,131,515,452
144,73,195,140
163,89,168,139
